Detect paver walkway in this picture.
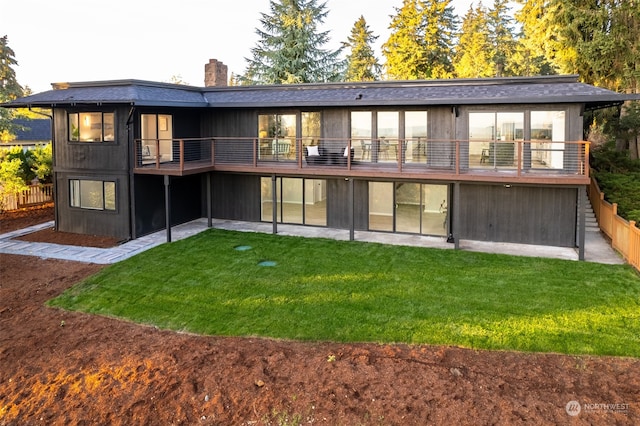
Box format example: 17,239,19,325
0,218,625,266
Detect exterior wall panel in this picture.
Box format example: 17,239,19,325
211,173,261,221
133,174,203,237
458,184,577,247
54,106,131,173
56,171,131,240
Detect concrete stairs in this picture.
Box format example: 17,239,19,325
579,188,624,264
584,190,600,233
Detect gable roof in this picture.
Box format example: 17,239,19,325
3,75,635,111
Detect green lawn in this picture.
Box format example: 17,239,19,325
49,229,640,357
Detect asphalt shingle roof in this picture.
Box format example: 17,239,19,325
6,81,208,107
3,75,634,110
12,118,51,141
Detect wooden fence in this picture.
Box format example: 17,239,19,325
589,177,640,272
1,184,54,211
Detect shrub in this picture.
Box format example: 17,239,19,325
593,170,640,226
31,143,52,184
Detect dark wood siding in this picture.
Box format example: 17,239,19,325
54,106,131,173
326,178,349,229
53,106,132,239
211,173,261,221
134,175,166,236
325,178,367,229
56,171,131,240
322,109,348,139
133,174,203,237
354,180,369,230
458,184,577,247
205,109,258,137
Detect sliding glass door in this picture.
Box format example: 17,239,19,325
369,182,448,236
261,177,327,226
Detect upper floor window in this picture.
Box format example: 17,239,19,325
469,111,524,168
350,110,428,164
258,113,296,160
140,114,174,162
69,112,115,142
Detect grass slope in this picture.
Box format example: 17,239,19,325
49,229,640,357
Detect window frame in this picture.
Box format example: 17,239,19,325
68,111,115,143
69,178,117,211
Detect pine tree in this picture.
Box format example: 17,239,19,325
0,36,24,138
241,0,343,85
382,0,457,80
512,0,558,76
556,0,640,92
514,0,639,91
454,4,494,78
487,0,517,76
343,16,381,82
610,0,640,94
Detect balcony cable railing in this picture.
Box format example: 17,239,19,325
134,137,589,179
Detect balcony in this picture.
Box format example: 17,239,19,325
134,137,590,185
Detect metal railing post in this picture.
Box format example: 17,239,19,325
517,140,522,177
179,139,184,171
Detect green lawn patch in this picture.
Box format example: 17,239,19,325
49,229,640,357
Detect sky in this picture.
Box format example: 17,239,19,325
2,0,480,94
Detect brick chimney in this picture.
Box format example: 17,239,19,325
204,59,228,87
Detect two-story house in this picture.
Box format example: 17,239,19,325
4,60,634,259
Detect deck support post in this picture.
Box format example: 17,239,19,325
206,172,212,228
578,185,586,261
164,175,172,243
272,174,278,234
348,178,355,241
453,182,460,250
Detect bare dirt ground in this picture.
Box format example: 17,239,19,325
0,206,638,425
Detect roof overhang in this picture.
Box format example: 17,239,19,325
2,75,637,111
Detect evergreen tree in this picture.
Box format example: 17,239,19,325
512,0,558,76
241,0,343,84
382,0,457,80
487,0,517,76
0,36,24,139
610,0,640,94
454,4,494,78
343,16,381,82
561,0,640,93
515,0,639,91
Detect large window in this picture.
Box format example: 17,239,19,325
258,114,297,160
469,112,524,168
469,110,567,170
351,110,428,164
301,111,321,156
404,111,428,163
140,114,173,163
261,177,326,226
377,111,399,163
69,112,114,142
531,111,565,169
70,179,116,211
351,111,372,161
369,182,448,236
